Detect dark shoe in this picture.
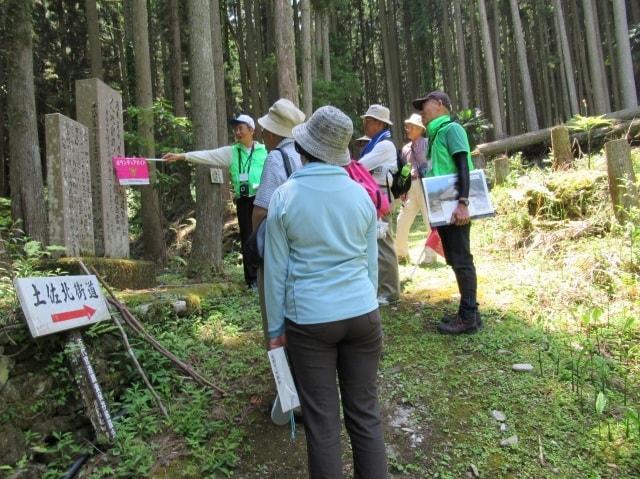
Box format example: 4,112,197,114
437,315,479,335
441,311,482,329
441,312,457,323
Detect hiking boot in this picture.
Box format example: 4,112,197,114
441,311,483,329
437,315,480,335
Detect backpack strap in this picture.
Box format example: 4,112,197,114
275,147,293,178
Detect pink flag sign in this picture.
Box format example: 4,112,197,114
112,157,150,185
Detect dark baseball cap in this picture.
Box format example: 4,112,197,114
412,91,452,111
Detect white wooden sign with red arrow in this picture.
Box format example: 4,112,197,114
14,275,110,337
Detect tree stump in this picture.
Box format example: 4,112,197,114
604,139,639,223
472,151,487,170
551,126,573,170
494,155,510,185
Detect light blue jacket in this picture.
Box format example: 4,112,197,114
264,162,379,338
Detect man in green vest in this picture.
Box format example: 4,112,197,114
163,114,267,288
412,91,481,334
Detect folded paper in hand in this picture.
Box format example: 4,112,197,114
268,347,300,413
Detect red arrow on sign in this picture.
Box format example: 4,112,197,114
51,305,97,323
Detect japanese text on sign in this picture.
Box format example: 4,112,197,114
15,275,110,337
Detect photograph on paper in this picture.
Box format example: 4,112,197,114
421,169,495,227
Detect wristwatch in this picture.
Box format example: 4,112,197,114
458,198,470,207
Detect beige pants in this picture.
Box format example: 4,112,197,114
377,217,400,301
396,179,436,262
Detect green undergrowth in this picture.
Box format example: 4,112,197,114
1,148,639,478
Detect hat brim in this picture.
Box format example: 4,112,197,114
360,114,393,126
258,115,294,138
412,97,428,110
229,118,254,128
292,123,351,166
404,119,425,130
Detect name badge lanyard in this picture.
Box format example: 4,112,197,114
238,144,256,182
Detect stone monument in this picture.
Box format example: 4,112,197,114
45,114,95,256
76,78,129,258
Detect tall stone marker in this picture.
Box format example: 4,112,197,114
46,114,95,256
76,78,129,258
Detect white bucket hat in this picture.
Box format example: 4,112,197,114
258,99,306,138
361,104,393,125
404,113,425,130
292,106,353,166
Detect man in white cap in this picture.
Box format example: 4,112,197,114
358,104,400,305
163,114,267,288
396,113,437,265
250,98,305,347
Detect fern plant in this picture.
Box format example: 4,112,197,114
566,114,615,167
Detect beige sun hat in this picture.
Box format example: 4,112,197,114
361,104,393,125
258,99,306,138
355,135,370,142
292,106,353,166
404,113,425,130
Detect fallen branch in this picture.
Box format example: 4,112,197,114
85,264,226,397
78,261,170,418
475,107,640,158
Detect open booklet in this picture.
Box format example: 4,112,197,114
421,169,495,227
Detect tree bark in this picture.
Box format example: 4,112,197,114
477,0,504,138
168,0,186,117
234,0,251,113
582,0,611,113
274,0,299,103
612,0,638,109
131,0,167,263
0,39,7,197
321,11,331,82
378,0,402,144
605,138,639,223
187,0,224,274
402,0,419,103
491,0,505,129
314,9,322,79
508,0,539,131
553,0,579,116
300,0,312,115
210,0,228,145
601,0,621,111
551,126,573,170
493,155,510,185
85,0,104,79
244,0,263,118
470,8,483,111
6,0,47,243
440,3,456,108
452,0,469,110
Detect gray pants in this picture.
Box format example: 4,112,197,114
377,218,400,301
257,267,269,349
285,310,388,479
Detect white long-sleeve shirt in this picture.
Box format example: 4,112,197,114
357,140,397,187
185,145,252,168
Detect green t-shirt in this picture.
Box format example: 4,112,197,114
426,114,474,177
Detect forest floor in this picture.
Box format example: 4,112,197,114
2,151,640,479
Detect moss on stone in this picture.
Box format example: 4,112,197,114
40,257,157,289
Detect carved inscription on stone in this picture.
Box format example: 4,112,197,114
76,78,129,258
45,114,95,256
